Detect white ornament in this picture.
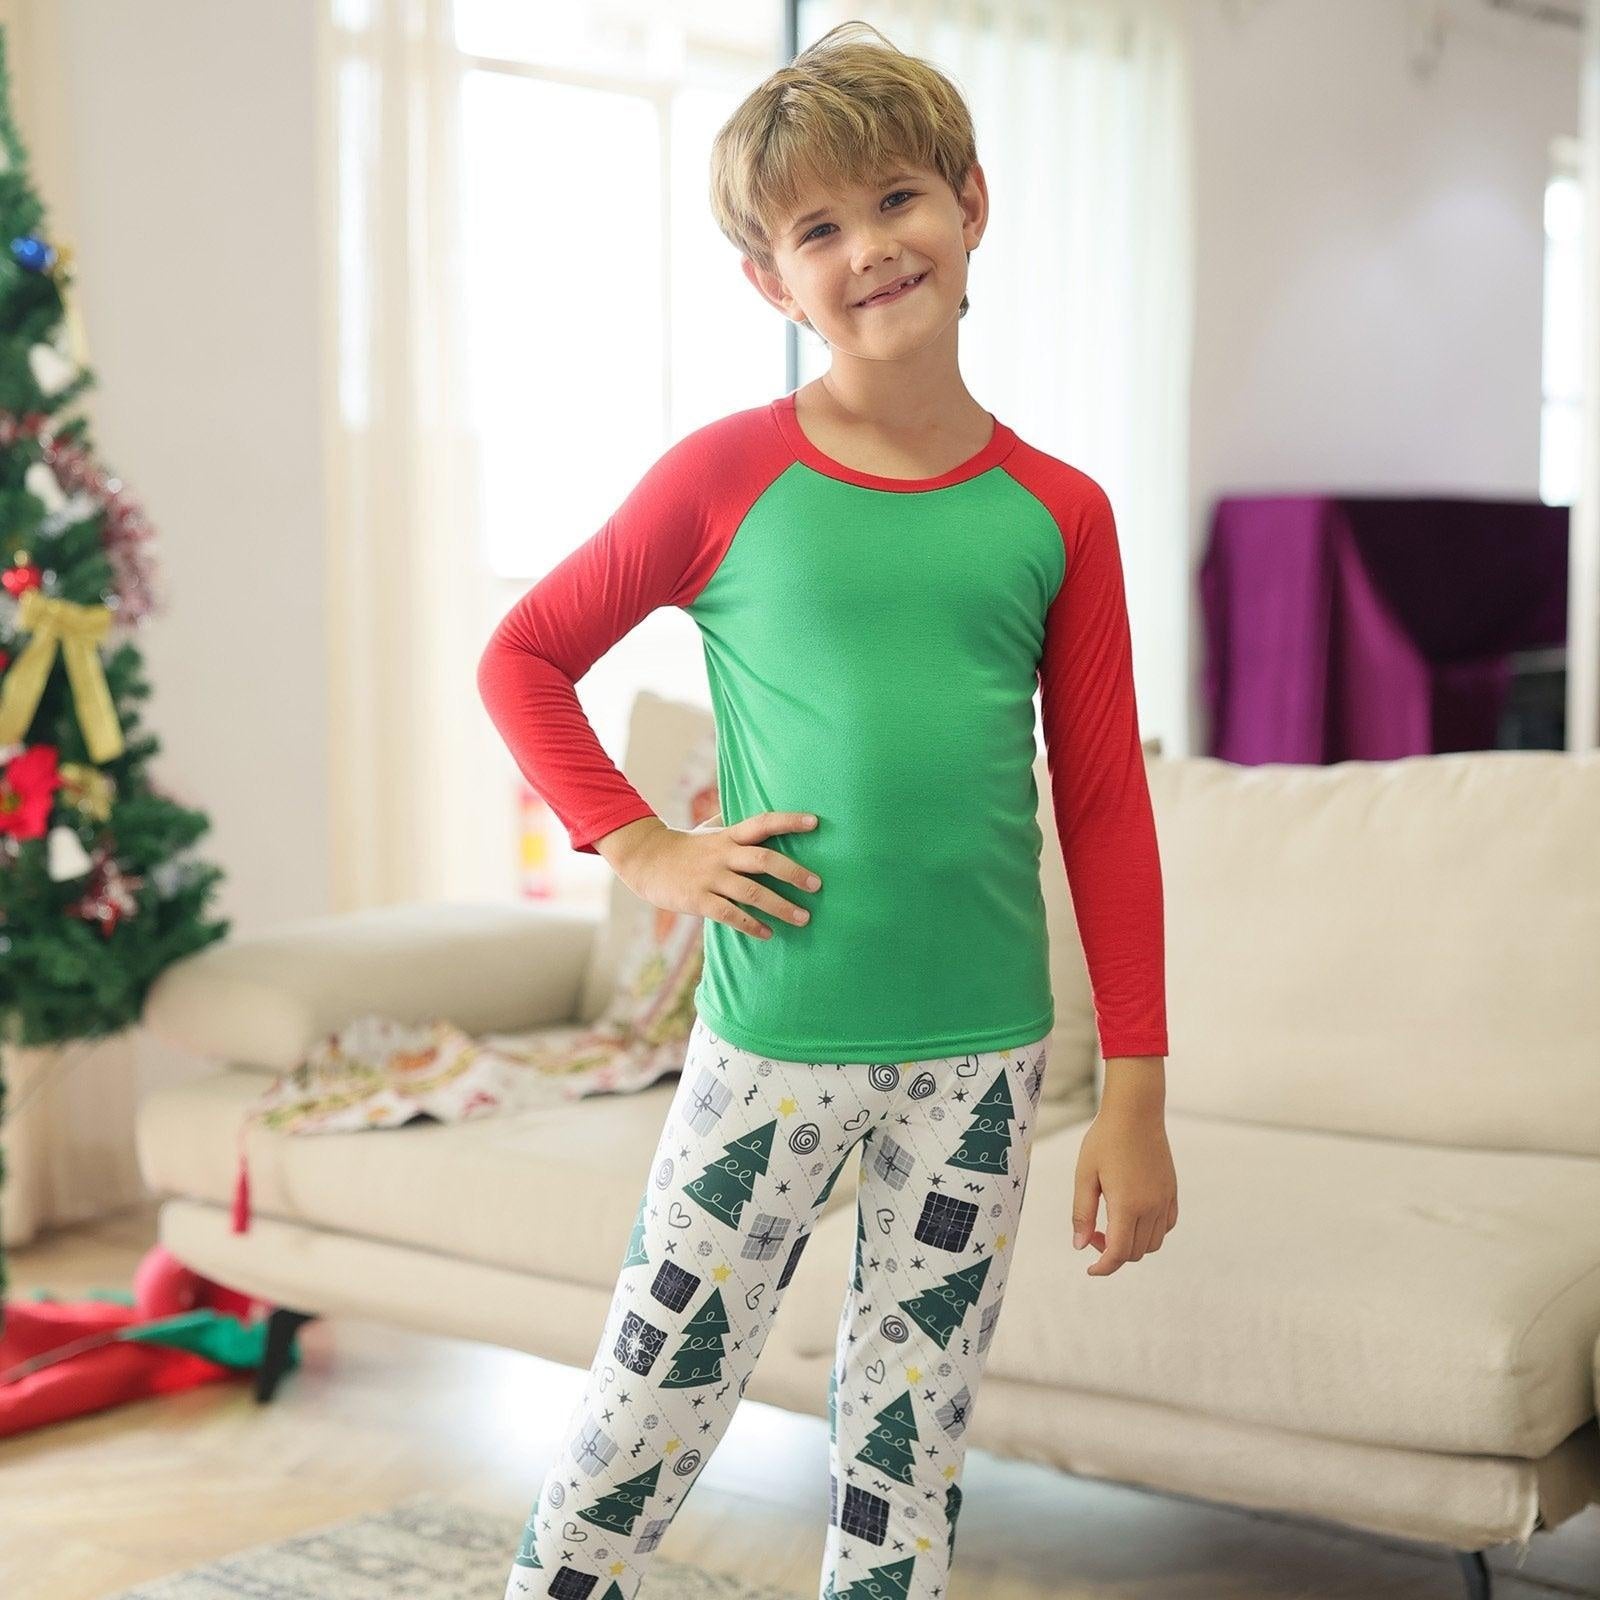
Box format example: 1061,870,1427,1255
28,341,77,396
51,491,101,531
47,825,93,882
25,460,68,514
151,859,189,896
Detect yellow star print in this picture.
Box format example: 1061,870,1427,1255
778,1095,798,1115
610,1561,626,1575
711,1263,731,1282
664,1438,682,1454
995,1233,1008,1251
905,1365,921,1383
943,1463,958,1479
915,1536,932,1552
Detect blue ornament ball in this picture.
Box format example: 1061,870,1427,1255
10,234,57,273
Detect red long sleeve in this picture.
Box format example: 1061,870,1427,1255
475,411,783,853
1021,457,1170,1059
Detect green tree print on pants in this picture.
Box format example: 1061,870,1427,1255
897,1256,993,1349
577,1461,661,1536
660,1286,731,1388
683,1119,776,1229
856,1390,919,1484
514,1493,542,1568
946,1068,1016,1175
827,1555,917,1600
620,1190,650,1270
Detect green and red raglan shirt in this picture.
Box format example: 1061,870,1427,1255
477,390,1168,1065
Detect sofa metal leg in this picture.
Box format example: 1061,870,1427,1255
1454,1549,1491,1600
254,1308,316,1404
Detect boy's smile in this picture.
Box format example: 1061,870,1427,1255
853,268,929,307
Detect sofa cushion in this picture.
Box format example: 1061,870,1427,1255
144,901,599,1074
776,1110,1600,1460
1148,750,1600,1158
135,1068,1089,1294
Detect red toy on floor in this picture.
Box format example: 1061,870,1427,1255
0,1246,280,1438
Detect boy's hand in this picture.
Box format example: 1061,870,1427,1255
1072,1071,1178,1275
597,811,822,940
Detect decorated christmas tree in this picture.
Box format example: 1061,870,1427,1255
682,1118,774,1230
839,1555,916,1600
510,1492,543,1569
946,1068,1016,1175
576,1460,660,1537
620,1187,650,1269
897,1256,992,1349
659,1286,731,1389
856,1389,919,1483
0,23,229,1308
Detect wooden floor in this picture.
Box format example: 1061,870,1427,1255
3,1201,1597,1600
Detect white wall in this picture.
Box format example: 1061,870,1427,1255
24,0,1584,931
25,0,328,935
1182,0,1581,752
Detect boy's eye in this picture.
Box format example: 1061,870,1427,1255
801,190,917,244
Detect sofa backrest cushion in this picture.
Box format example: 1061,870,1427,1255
1148,750,1600,1158
576,690,717,1028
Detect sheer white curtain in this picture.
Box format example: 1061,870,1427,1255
319,0,502,908
800,0,1194,750
319,2,783,909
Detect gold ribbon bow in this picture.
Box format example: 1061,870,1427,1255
0,588,125,763
59,761,116,821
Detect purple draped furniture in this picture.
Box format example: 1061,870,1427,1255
1199,495,1569,764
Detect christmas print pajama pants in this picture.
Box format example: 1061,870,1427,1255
503,1014,1051,1600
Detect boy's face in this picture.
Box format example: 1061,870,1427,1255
744,160,987,352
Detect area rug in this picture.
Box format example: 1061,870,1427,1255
105,1491,809,1600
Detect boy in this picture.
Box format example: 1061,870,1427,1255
477,21,1177,1600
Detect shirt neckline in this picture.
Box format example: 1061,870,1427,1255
769,390,1017,492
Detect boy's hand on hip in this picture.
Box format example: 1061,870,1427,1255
597,811,823,941
1072,1077,1178,1275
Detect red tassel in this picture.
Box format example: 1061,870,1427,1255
231,1127,252,1233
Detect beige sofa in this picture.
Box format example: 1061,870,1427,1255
136,689,1600,1599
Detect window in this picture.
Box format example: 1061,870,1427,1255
1541,135,1583,507
452,2,784,578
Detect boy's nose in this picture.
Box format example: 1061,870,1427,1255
852,242,904,275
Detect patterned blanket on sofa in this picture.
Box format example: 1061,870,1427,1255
229,743,721,1232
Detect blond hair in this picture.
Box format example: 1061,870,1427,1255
708,20,978,326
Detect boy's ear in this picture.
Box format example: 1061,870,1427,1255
742,255,803,323
959,160,989,251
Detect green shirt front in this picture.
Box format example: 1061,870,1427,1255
477,392,1169,1066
